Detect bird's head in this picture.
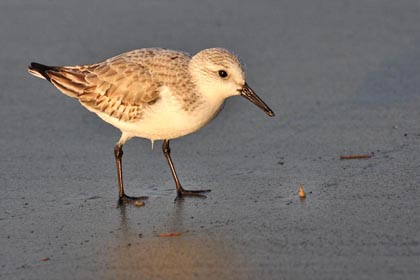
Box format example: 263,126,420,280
189,48,274,117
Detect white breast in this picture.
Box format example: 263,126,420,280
93,86,224,141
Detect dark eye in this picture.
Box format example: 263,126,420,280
218,70,228,78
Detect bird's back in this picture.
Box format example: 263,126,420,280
28,48,198,122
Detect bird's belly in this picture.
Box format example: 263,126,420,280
95,96,224,141
136,106,220,140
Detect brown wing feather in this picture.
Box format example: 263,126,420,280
42,49,197,121
46,54,162,122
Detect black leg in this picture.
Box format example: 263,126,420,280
114,144,125,198
114,144,148,205
162,139,211,196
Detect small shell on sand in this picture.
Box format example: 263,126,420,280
134,200,145,207
299,184,306,199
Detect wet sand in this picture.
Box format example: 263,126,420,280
1,1,420,279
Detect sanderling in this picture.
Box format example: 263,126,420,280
28,48,274,203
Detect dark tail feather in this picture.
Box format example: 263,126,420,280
27,62,58,82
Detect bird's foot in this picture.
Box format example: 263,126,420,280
118,194,149,206
175,188,211,200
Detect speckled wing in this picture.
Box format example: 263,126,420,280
46,53,162,122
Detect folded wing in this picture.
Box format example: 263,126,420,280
29,55,162,122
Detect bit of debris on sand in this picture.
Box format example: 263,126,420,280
299,184,306,199
158,232,182,237
134,200,145,207
340,154,372,160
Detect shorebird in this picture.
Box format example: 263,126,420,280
28,48,274,203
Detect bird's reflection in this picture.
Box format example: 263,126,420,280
99,199,245,280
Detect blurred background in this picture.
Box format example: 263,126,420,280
1,1,420,279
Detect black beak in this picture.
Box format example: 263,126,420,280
240,83,275,117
